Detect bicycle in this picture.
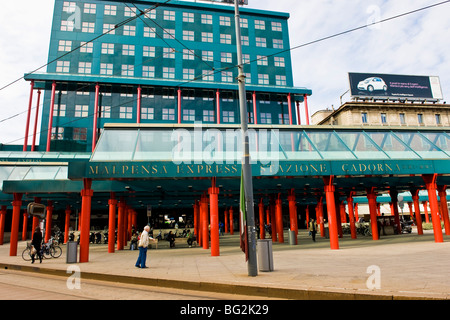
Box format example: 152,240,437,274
45,237,62,258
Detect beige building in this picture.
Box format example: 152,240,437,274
312,101,450,127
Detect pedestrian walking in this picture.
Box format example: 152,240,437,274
135,226,153,268
31,226,43,264
309,218,318,242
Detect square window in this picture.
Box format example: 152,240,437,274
56,61,70,73
202,51,214,62
75,105,89,117
164,10,176,21
258,74,269,85
183,30,194,41
143,46,155,57
201,14,212,24
221,71,233,83
120,107,133,119
143,27,156,38
82,22,95,33
274,57,285,67
103,24,116,34
164,29,175,39
123,25,136,36
256,37,267,47
183,12,194,23
255,20,265,30
201,32,213,43
220,34,232,44
104,5,117,16
221,52,232,63
124,7,137,17
142,66,155,78
122,44,135,56
257,55,268,66
163,47,175,59
273,39,284,49
275,75,287,86
101,43,114,54
84,3,96,14
163,67,175,79
73,128,87,141
100,106,111,118
58,40,72,52
121,65,134,77
141,107,154,120
203,110,215,122
80,42,93,53
183,69,195,80
78,62,92,74
223,111,235,123
183,49,195,60
162,108,175,121
61,20,74,32
272,22,282,32
100,63,113,75
183,109,195,122
220,16,231,26
202,70,214,82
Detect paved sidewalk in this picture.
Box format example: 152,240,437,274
1,229,449,300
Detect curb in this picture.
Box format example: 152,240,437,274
0,262,437,300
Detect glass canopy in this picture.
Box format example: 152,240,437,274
91,127,450,163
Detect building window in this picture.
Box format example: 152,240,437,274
381,113,387,124
164,10,176,21
260,113,272,124
183,49,195,60
241,36,249,46
272,21,282,32
100,106,111,118
256,37,267,48
183,69,195,80
141,108,154,120
183,30,194,41
273,39,284,49
142,66,155,78
82,22,95,33
123,25,136,36
100,63,113,75
56,61,70,73
58,40,72,52
274,57,285,67
220,34,232,44
53,104,66,117
62,2,76,13
162,108,175,121
51,127,64,140
75,105,89,117
121,65,134,77
122,44,135,56
221,52,232,63
203,110,215,122
143,27,156,38
119,107,133,119
202,51,213,62
399,113,406,125
418,114,424,125
221,71,233,83
278,113,289,124
183,12,194,23
258,74,269,85
163,67,175,79
61,20,74,32
80,42,93,53
183,109,195,122
202,70,214,82
362,112,368,124
220,16,231,26
84,3,96,14
143,46,155,57
257,56,268,66
275,75,287,86
223,111,235,123
103,24,116,34
255,20,265,30
101,43,114,54
104,5,117,16
201,32,213,43
73,128,87,141
436,114,442,125
163,29,175,39
242,54,250,64
201,14,213,24
163,47,175,59
240,18,248,28
124,7,137,17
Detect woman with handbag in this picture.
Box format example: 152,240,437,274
31,226,43,264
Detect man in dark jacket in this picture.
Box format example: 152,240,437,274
31,227,43,264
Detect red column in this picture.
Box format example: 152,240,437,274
79,179,93,263
224,208,229,234
108,197,117,253
9,193,23,256
64,205,71,244
411,189,423,235
209,178,220,256
288,189,298,244
258,199,265,239
423,174,444,243
275,195,284,243
216,90,220,124
323,176,339,250
304,94,310,125
0,206,7,245
367,187,379,240
389,190,401,234
437,185,450,236
201,194,209,249
347,192,357,239
23,80,35,151
45,201,53,242
177,88,182,124
229,207,234,235
252,91,257,124
92,83,100,152
287,93,293,125
316,198,324,237
194,201,199,238
46,81,57,152
270,197,277,242
31,90,41,152
22,210,28,241
137,86,142,124
408,202,414,220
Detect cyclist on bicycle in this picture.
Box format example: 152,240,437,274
31,226,43,264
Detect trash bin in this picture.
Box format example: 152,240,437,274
66,241,78,264
288,230,296,245
257,239,274,272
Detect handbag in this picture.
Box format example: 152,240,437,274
31,246,37,255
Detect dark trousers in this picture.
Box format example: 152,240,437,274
311,231,317,242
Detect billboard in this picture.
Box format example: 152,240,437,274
349,72,443,101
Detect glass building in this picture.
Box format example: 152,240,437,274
24,0,312,152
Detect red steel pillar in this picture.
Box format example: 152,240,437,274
64,205,71,244
389,190,402,234
46,81,57,152
137,86,142,124
216,89,221,124
423,174,444,242
270,197,277,242
437,185,450,236
423,201,430,223
108,195,117,253
258,199,265,240
229,207,234,235
31,90,41,152
367,187,379,240
92,83,100,152
209,178,220,256
347,192,357,239
224,208,229,234
275,194,284,243
9,193,23,256
323,176,339,250
177,88,182,124
23,80,34,151
316,198,324,237
45,201,53,242
411,189,423,235
201,194,209,249
22,210,28,241
288,189,298,244
287,93,293,125
304,94,310,125
79,179,93,263
252,91,257,124
0,206,7,245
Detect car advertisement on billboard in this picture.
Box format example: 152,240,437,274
349,72,443,101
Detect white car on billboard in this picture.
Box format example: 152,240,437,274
357,77,388,93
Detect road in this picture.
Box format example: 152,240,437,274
0,268,278,301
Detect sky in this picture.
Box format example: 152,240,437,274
0,0,449,146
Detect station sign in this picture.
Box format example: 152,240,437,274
349,72,443,101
